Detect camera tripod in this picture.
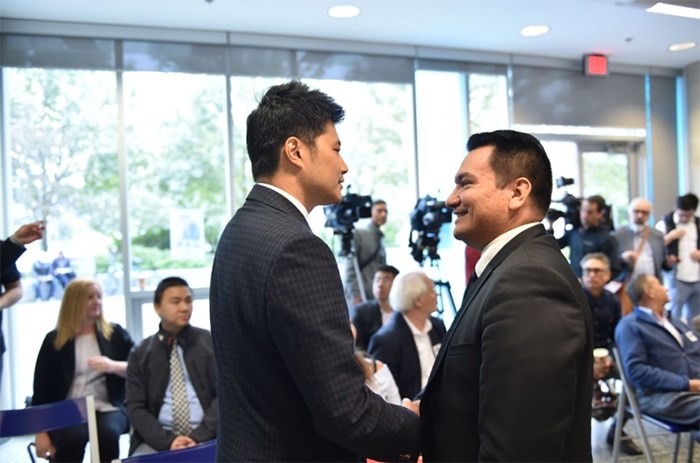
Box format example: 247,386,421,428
422,252,457,317
339,228,368,304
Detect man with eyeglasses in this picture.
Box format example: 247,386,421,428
580,252,642,456
656,193,700,324
614,197,669,283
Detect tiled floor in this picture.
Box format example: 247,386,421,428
0,419,697,462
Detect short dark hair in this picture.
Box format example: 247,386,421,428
626,274,650,307
466,130,552,215
677,193,698,212
584,195,607,213
246,80,345,181
684,193,699,210
154,276,191,305
375,265,400,277
372,199,386,207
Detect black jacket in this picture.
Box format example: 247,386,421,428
126,324,217,454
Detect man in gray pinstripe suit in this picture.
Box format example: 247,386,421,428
210,81,419,462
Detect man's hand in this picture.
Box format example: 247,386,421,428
690,249,700,262
11,221,44,245
689,379,700,392
666,228,686,243
621,250,638,266
402,398,420,416
170,435,197,450
35,432,55,460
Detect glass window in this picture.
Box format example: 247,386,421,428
4,67,121,408
122,71,229,332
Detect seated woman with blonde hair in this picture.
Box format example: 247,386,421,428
32,278,134,462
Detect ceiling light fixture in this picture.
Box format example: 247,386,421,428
520,25,550,37
668,41,697,51
647,2,700,20
328,5,361,19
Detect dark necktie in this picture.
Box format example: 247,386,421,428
465,270,479,298
170,340,191,436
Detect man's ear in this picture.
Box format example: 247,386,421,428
509,177,532,211
282,136,304,168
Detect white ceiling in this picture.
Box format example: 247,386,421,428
1,0,699,69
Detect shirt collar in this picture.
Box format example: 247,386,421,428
474,222,540,277
257,182,309,220
402,313,433,336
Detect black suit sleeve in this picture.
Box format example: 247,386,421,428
267,235,419,462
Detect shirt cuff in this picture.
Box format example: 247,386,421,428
9,235,25,247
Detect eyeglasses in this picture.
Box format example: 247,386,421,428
582,267,608,275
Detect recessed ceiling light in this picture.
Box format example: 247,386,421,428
647,2,700,20
668,41,697,52
520,25,550,37
328,5,361,19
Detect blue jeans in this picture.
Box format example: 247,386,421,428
669,279,700,323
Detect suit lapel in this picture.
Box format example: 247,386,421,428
424,225,546,390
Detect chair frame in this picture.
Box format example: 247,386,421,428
118,439,216,463
611,347,695,463
0,395,100,463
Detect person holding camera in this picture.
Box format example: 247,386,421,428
343,199,388,307
558,194,621,279
209,81,419,462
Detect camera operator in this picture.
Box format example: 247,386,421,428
557,195,621,279
343,199,388,307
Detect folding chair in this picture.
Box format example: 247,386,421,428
612,347,696,463
119,439,216,463
0,395,100,463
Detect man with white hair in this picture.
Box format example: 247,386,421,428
368,271,446,400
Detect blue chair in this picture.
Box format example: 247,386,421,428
0,395,100,463
119,439,216,463
612,347,696,463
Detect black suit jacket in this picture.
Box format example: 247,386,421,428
210,185,419,462
126,325,217,454
0,239,25,276
351,300,383,351
368,312,446,400
420,225,593,462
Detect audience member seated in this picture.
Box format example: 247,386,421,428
615,274,700,439
581,253,641,455
351,265,400,351
350,322,401,405
126,277,217,456
557,194,621,279
368,270,446,400
32,279,133,462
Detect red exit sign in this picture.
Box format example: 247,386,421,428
583,54,609,77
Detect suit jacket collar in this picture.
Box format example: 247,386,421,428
424,224,547,391
248,184,310,229
460,224,547,313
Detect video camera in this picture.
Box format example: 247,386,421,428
324,188,372,255
546,177,582,230
408,195,452,264
546,177,614,232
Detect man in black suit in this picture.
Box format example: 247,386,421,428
351,264,399,351
209,81,419,462
418,130,593,461
368,271,446,400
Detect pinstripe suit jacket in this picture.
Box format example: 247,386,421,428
210,184,419,462
420,225,593,462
